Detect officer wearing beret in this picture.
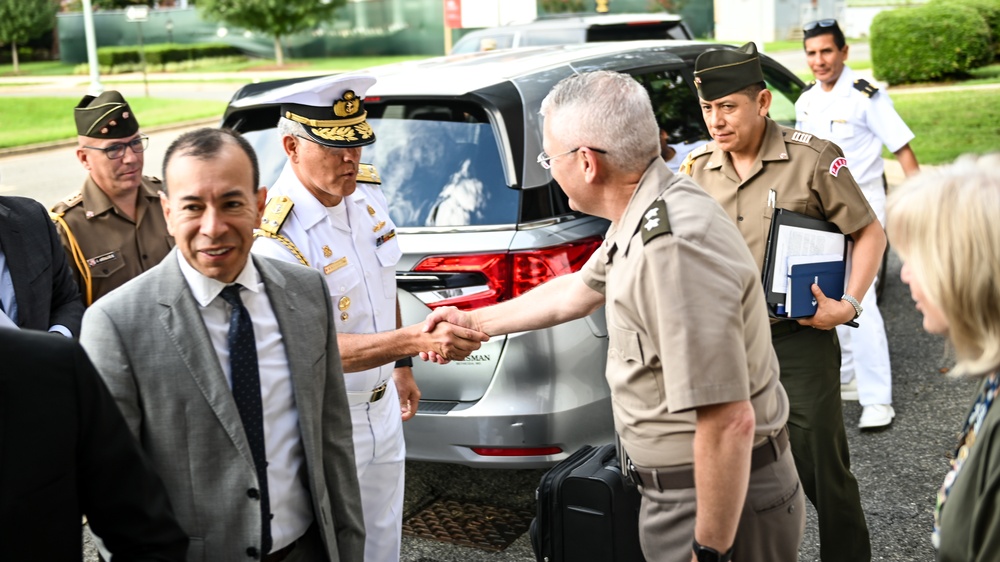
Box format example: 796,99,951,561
50,91,174,305
796,19,920,430
682,42,885,562
250,74,488,562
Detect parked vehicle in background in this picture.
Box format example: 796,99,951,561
222,40,805,468
450,12,694,54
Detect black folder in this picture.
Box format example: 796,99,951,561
762,208,847,318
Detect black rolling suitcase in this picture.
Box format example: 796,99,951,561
529,443,646,562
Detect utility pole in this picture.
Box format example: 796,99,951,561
81,0,103,95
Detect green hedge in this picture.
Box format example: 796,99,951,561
96,43,241,69
871,4,992,84
929,0,1000,59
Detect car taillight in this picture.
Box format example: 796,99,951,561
470,446,563,457
412,236,603,310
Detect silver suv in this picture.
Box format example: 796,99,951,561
450,13,693,54
221,41,805,467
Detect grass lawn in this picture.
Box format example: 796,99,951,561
884,89,1000,164
0,55,429,77
0,97,225,149
0,60,76,76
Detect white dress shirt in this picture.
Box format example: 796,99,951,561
176,251,312,551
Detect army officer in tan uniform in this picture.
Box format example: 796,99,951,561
51,91,173,305
424,71,804,562
682,42,885,562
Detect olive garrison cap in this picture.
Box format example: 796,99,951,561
74,90,139,139
693,42,765,101
257,74,376,148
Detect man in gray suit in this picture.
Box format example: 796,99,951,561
81,128,365,562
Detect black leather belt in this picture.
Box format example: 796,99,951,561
629,426,790,491
770,320,806,338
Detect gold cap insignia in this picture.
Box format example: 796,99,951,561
333,90,361,118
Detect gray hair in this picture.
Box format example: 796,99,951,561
278,117,307,138
539,70,660,173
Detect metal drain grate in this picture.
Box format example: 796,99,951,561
402,498,534,551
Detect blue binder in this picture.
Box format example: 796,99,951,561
787,261,846,318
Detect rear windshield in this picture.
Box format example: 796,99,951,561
238,102,518,229
362,102,518,228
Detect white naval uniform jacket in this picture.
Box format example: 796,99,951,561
252,162,402,395
794,65,914,186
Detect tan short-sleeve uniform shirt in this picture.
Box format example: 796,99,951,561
51,176,174,304
684,118,876,273
580,159,787,468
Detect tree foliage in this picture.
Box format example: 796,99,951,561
0,0,58,72
198,0,345,65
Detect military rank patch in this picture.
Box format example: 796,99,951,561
640,200,672,244
852,79,879,98
829,157,848,177
790,132,813,144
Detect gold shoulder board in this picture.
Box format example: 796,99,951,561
679,144,711,176
358,163,382,185
259,195,294,235
852,79,879,98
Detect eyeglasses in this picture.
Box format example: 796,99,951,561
82,135,149,160
803,19,838,32
537,146,607,170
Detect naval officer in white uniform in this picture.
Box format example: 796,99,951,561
251,74,488,561
795,18,920,429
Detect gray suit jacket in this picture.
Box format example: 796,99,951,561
0,196,83,334
80,250,364,562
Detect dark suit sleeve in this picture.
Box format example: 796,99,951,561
35,201,85,335
74,342,189,561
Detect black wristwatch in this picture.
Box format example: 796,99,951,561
693,539,733,562
395,356,413,368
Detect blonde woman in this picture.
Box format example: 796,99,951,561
886,153,1000,561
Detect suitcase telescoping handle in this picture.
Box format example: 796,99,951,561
614,433,637,486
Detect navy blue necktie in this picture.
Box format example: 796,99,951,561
219,284,272,555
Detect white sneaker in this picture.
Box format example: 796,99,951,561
859,404,895,429
841,378,859,401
